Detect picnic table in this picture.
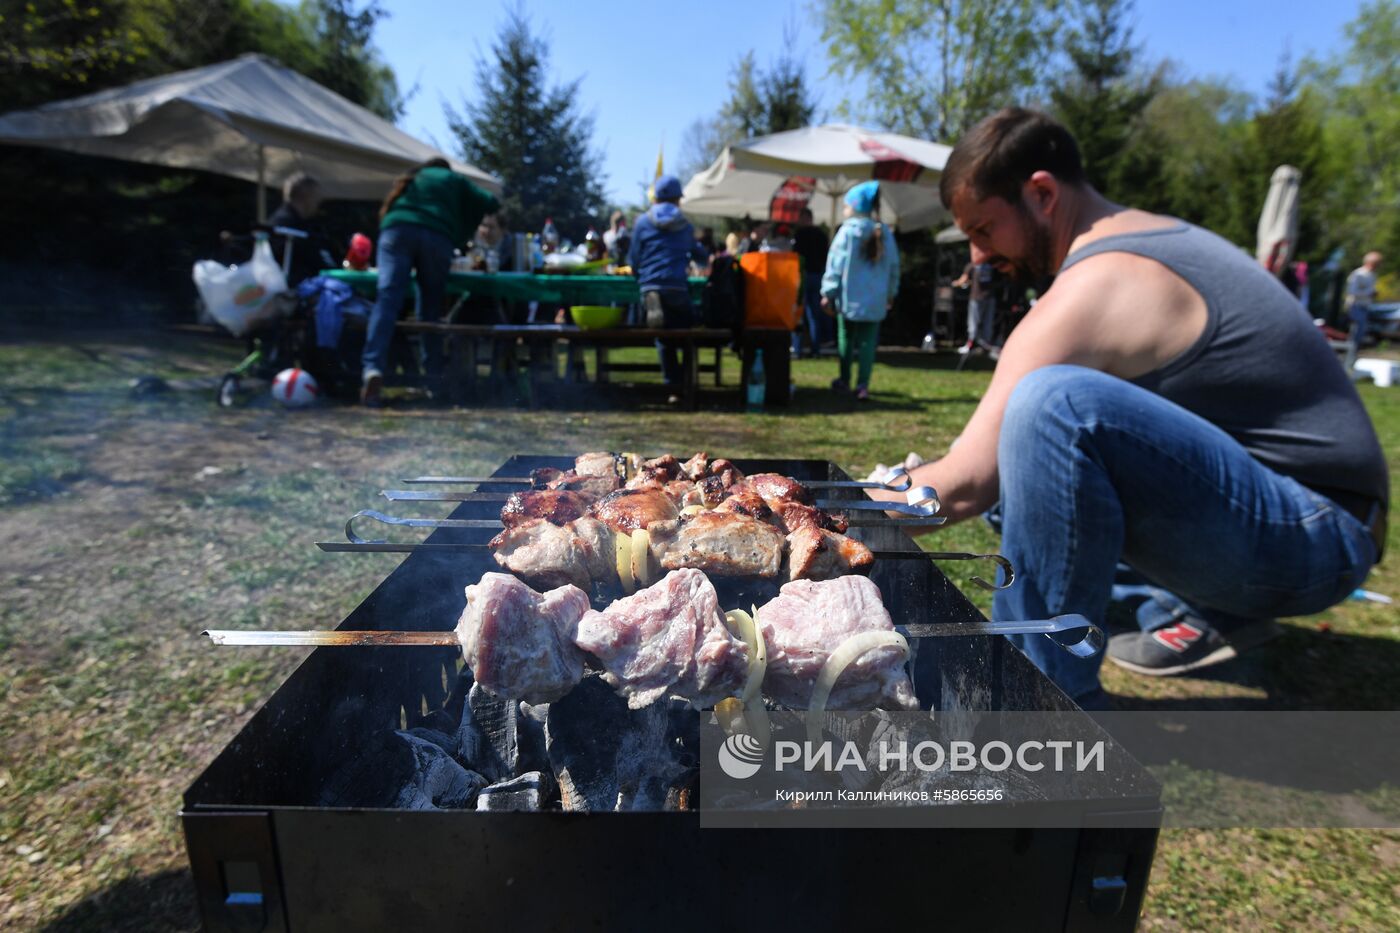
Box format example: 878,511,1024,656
322,268,706,308
323,268,728,409
395,321,733,410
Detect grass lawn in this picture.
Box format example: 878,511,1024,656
0,329,1396,930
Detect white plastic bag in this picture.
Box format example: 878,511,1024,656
193,237,289,337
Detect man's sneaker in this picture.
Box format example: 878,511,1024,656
1107,619,1280,676
855,385,870,401
360,370,384,408
830,378,849,392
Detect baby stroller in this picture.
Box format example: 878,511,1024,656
196,228,361,406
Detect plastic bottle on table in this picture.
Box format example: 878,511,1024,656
541,218,559,254
584,226,604,261
747,348,766,412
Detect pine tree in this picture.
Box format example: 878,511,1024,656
678,39,817,183
446,8,606,241
1050,0,1160,199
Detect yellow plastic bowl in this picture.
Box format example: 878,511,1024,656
570,305,624,330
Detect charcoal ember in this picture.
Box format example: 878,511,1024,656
457,683,548,782
318,731,487,810
545,675,690,812
475,771,554,811
443,666,474,723
412,708,459,737
405,726,457,756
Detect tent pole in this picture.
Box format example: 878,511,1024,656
256,145,267,223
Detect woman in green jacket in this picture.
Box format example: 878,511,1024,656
361,158,498,405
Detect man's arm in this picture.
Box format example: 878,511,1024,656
868,253,1197,524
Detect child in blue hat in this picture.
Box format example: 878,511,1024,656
820,180,900,400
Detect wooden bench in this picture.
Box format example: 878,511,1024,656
396,322,732,410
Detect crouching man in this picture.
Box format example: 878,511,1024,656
874,108,1387,708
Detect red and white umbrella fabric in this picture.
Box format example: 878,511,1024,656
682,124,952,231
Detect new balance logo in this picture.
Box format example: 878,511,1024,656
1153,622,1204,653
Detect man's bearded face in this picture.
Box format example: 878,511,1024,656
951,187,1057,288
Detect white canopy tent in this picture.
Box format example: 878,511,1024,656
682,124,953,231
0,53,499,221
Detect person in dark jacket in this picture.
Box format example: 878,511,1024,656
793,207,832,356
267,173,337,286
361,158,498,405
628,175,708,394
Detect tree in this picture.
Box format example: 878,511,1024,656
1305,0,1400,270
0,0,404,318
1114,74,1251,234
447,8,606,240
818,0,1062,142
0,1,403,116
678,37,818,183
1049,0,1161,200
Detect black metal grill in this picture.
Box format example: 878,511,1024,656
182,456,1160,931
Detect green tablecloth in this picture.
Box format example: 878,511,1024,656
323,268,705,305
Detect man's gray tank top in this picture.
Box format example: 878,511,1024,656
1059,221,1388,506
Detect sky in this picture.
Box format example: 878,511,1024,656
369,0,1364,207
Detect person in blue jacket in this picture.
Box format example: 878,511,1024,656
628,175,708,394
821,181,900,400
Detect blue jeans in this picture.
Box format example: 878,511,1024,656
646,288,695,385
792,272,830,355
992,365,1377,703
362,223,453,379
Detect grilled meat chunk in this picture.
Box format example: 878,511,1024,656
543,471,621,499
680,452,710,480
757,576,917,711
630,454,685,487
589,487,682,533
785,526,874,580
574,569,749,709
775,501,848,534
501,489,593,528
455,573,590,703
732,472,814,506
715,491,775,523
645,510,785,578
574,451,623,478
717,494,847,535
490,517,615,591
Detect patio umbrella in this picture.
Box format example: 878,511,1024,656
1255,164,1301,275
682,124,952,230
0,53,499,221
934,224,968,245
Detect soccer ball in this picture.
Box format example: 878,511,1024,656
271,368,320,407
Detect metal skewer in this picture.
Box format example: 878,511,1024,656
902,615,1104,659
345,508,941,546
203,629,459,647
315,539,1011,589
204,614,1098,657
379,485,944,517
400,466,917,493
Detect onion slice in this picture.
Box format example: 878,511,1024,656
679,504,707,517
724,608,771,749
630,528,651,589
805,631,910,745
614,529,634,595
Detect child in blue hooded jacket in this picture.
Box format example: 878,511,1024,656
821,181,900,400
628,175,708,391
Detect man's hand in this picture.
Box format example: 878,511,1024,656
820,296,836,317
862,462,945,536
